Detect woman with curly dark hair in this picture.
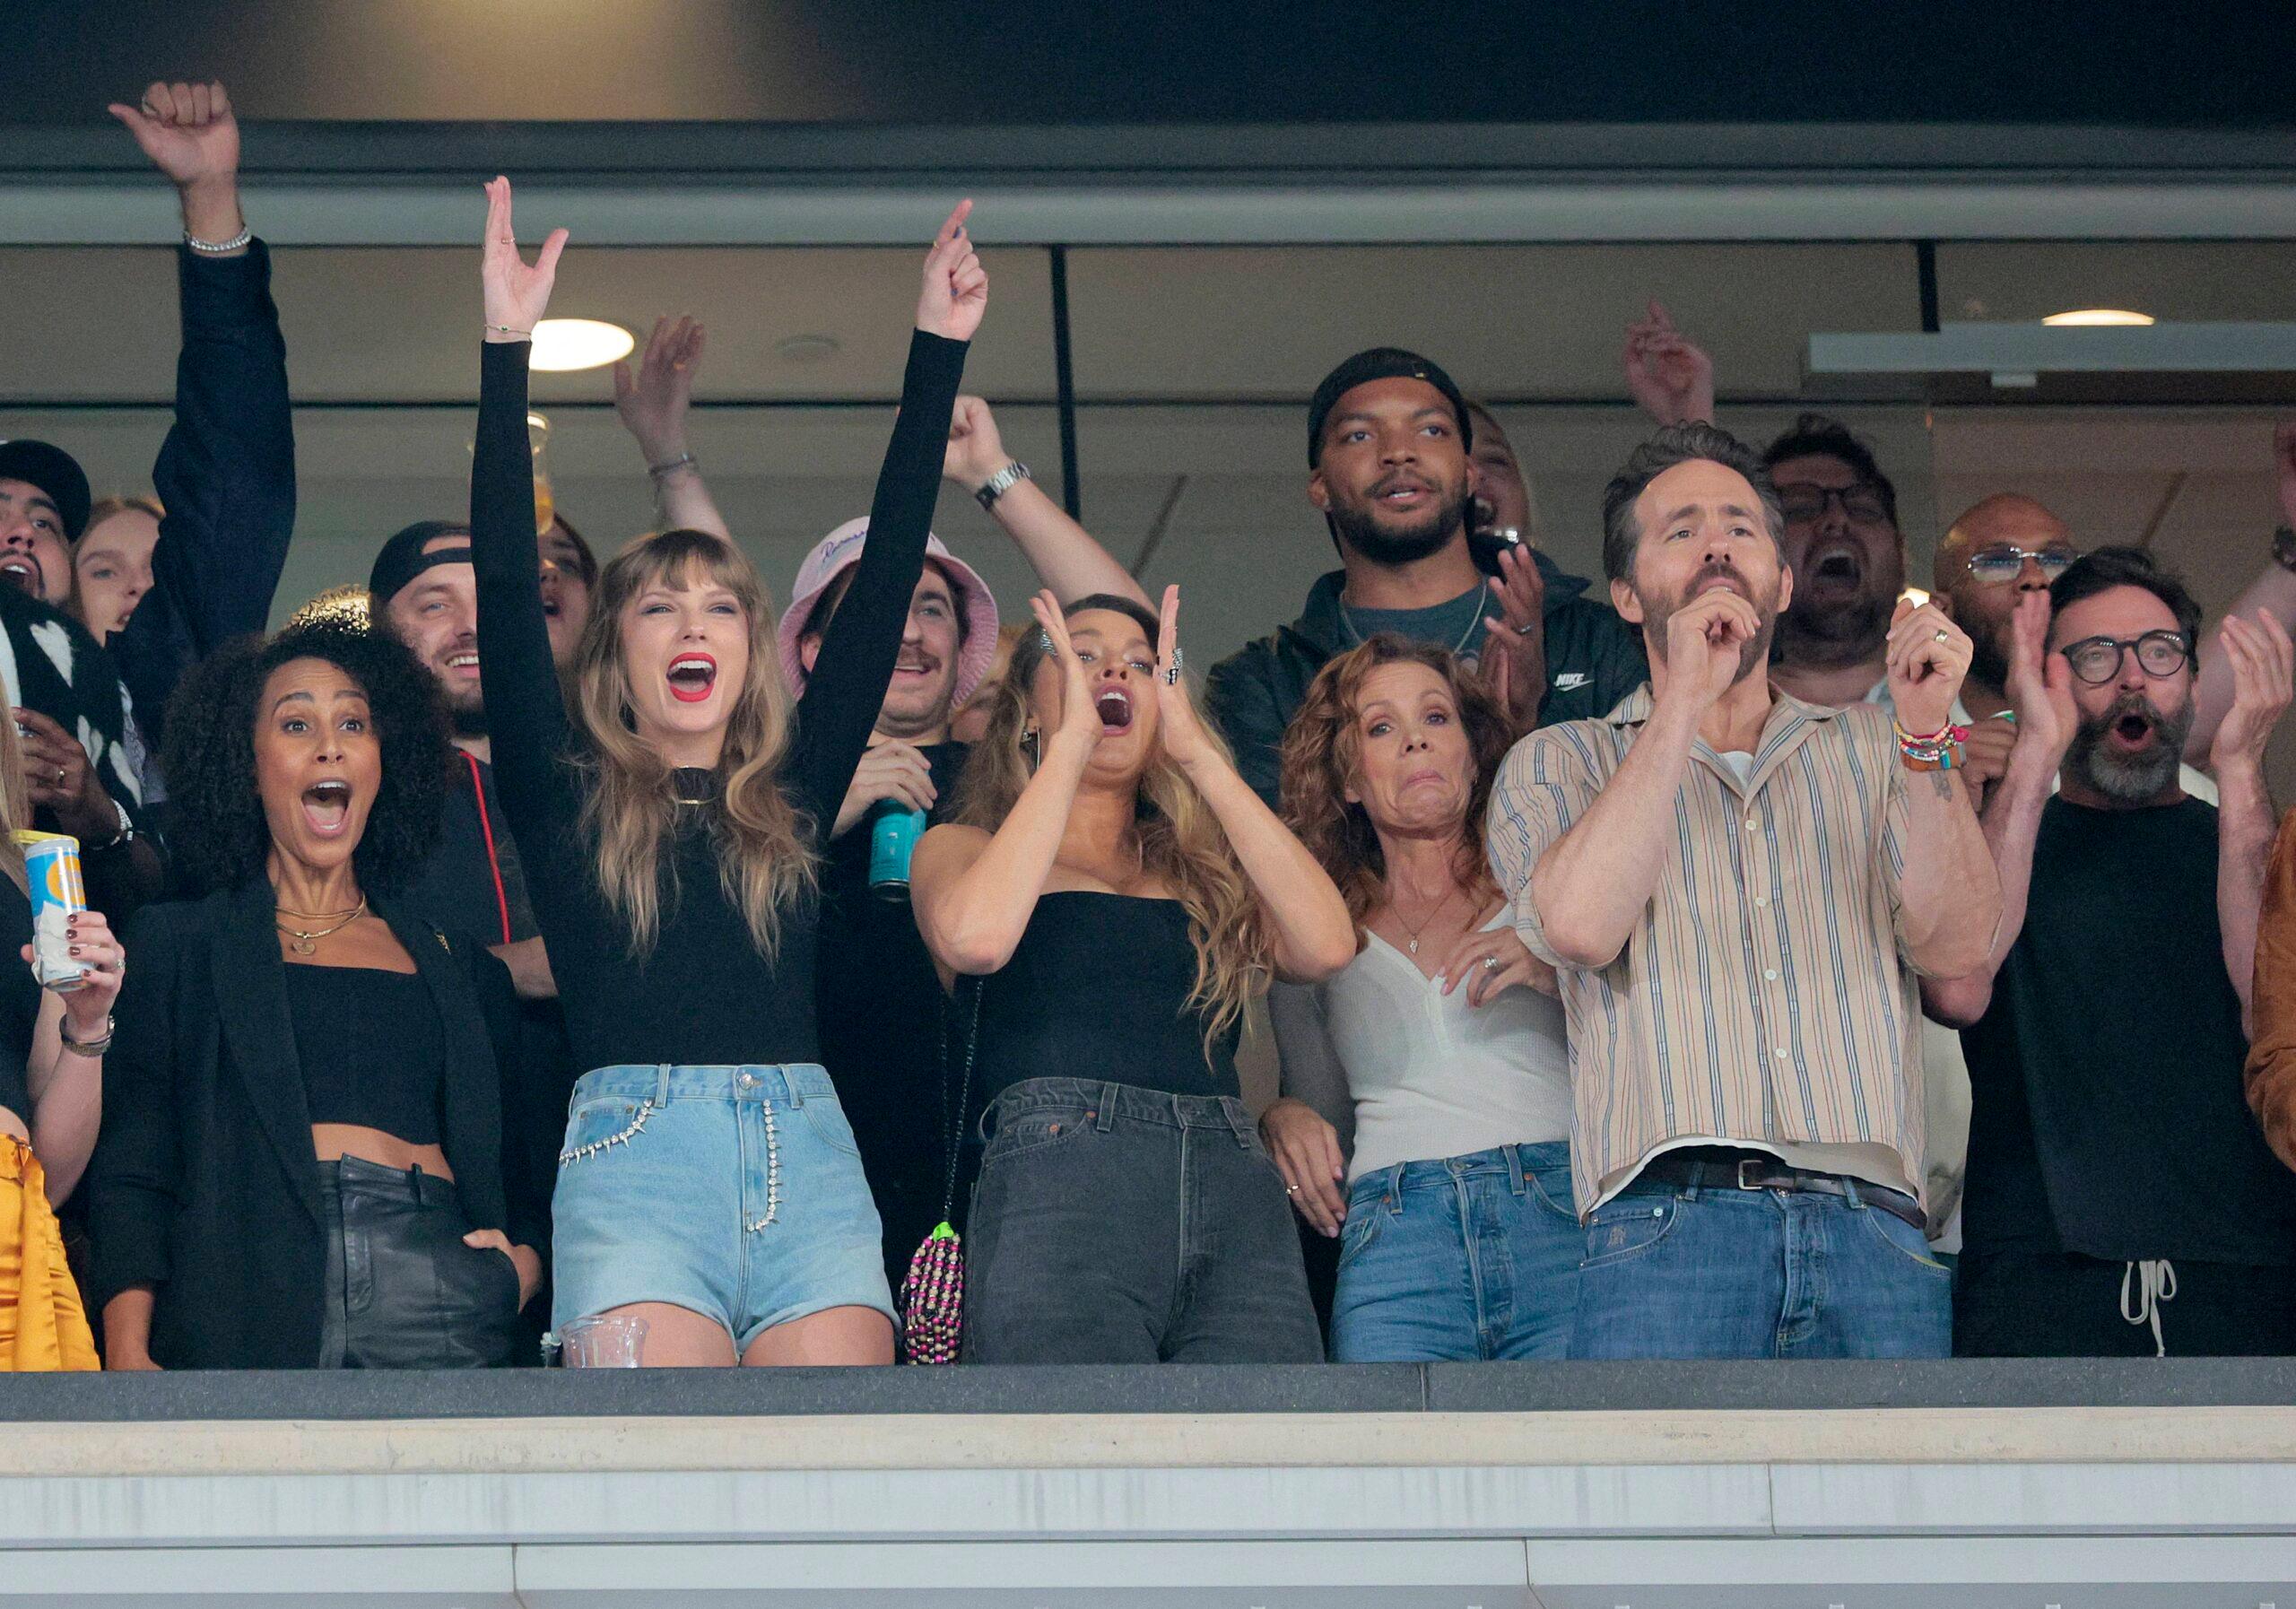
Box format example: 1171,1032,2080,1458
1269,634,1578,1362
86,622,544,1370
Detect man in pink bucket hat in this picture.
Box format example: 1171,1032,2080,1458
783,392,1151,1298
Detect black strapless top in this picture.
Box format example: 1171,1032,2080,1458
970,891,1240,1104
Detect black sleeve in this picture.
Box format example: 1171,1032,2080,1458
467,945,551,1257
787,330,969,820
1204,648,1286,813
114,242,297,741
85,907,184,1311
470,340,579,851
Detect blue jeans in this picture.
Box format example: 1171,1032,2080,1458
1569,1161,1952,1360
1330,1143,1579,1362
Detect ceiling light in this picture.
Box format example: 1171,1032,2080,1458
776,334,841,364
528,318,636,371
2040,309,2156,327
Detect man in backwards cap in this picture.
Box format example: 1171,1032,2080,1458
1205,347,1647,811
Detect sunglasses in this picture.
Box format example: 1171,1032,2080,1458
1775,482,1892,526
2059,630,2193,686
1966,544,2082,583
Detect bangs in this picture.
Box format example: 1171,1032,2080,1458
612,527,768,613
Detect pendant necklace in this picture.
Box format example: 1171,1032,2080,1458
276,898,368,956
1392,883,1462,957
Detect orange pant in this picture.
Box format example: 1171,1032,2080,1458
0,1135,98,1371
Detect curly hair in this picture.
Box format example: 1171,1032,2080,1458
953,593,1270,1048
160,622,451,898
1277,634,1514,932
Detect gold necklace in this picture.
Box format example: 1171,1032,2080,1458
274,904,363,922
1389,883,1462,957
276,898,368,956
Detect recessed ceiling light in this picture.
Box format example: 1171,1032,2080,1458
2041,309,2156,327
528,317,637,371
776,334,841,363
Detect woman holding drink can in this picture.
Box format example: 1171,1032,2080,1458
0,715,124,1371
469,178,983,1367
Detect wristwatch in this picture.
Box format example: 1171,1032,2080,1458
975,460,1031,510
88,796,135,853
2273,524,2296,576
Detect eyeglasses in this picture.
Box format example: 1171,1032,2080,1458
2060,630,2193,686
1775,482,1892,526
1966,544,2081,583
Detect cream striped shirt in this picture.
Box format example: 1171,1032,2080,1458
1486,683,1926,1220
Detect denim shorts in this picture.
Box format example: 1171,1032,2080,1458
551,1064,893,1351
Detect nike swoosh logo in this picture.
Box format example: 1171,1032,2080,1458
1552,672,1591,691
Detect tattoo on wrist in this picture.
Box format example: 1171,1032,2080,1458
1927,770,1956,800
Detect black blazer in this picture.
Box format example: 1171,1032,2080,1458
87,880,546,1370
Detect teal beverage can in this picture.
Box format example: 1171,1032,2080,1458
868,804,928,901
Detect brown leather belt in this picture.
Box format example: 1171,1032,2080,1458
1641,1147,1927,1235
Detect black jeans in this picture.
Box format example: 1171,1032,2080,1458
961,1077,1322,1364
1954,1248,2296,1358
317,1157,520,1369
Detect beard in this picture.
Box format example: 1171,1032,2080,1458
2065,689,2194,805
441,683,488,740
1639,560,1781,689
1968,628,2013,696
1326,483,1472,569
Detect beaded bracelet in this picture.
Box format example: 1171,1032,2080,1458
184,225,253,255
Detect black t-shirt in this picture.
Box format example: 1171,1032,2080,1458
1961,796,2296,1265
814,739,978,1274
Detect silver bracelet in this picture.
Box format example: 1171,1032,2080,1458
60,1013,115,1057
183,224,253,255
648,451,699,479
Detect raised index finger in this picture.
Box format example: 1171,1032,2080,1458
934,198,974,252
1159,583,1181,665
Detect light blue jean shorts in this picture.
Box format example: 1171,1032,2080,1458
551,1063,894,1351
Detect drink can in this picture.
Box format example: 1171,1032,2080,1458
15,831,86,992
868,804,929,901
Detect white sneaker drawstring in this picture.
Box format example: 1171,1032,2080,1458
2119,1258,2178,1357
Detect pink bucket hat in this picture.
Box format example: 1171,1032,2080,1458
777,517,1002,707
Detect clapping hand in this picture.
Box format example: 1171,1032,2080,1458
2003,591,2075,778
480,177,566,340
1478,544,1546,735
917,200,987,344
613,316,705,464
2209,612,2296,781
1153,586,1218,771
1032,591,1101,757
1622,299,1716,428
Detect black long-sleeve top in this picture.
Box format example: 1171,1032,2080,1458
114,242,297,745
470,331,966,1072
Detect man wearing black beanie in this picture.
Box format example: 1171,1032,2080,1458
1205,347,1645,810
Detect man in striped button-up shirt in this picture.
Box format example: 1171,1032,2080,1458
1487,422,2000,1361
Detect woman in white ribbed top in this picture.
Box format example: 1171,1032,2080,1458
1267,636,1579,1361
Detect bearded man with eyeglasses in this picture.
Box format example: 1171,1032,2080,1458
1926,548,2296,1358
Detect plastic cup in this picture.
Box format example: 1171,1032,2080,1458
557,1313,647,1368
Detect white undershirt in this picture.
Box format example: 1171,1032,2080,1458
1297,917,1573,1184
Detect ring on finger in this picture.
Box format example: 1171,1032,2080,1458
1481,954,1500,971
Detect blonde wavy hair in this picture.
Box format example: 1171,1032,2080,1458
570,527,818,960
0,712,28,896
953,593,1269,1047
1277,634,1513,931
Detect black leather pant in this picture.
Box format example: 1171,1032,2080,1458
316,1157,519,1369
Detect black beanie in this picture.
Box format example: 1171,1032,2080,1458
0,439,92,542
368,519,473,612
1307,348,1473,467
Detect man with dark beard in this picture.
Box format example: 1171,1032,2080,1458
1927,549,2296,1357
1206,348,1645,810
1488,422,1996,1360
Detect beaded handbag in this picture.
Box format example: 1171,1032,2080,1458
900,977,981,1364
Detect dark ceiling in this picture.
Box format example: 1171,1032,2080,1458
8,0,2292,130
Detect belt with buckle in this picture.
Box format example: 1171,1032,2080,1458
1641,1147,1926,1234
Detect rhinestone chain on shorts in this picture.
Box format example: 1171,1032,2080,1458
744,1100,783,1231
557,1099,654,1165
